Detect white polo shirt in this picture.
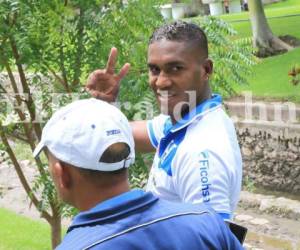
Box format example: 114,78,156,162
146,94,242,220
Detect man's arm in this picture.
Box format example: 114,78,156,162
174,149,234,220
131,121,155,153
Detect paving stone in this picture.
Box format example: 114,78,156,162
235,214,254,222
243,243,252,249
20,160,31,167
250,218,269,225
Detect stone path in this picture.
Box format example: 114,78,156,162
234,191,300,250
234,207,300,250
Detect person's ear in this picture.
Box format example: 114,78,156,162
203,59,213,80
53,161,72,190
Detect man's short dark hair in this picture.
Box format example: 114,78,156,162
149,21,208,58
78,142,130,181
100,142,130,164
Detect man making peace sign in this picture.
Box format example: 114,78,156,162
87,21,242,221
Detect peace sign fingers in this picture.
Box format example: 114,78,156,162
116,63,130,82
86,47,130,102
106,47,118,75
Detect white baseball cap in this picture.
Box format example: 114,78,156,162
33,98,135,171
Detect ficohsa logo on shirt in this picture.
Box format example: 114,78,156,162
198,150,211,202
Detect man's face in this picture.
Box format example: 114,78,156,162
147,40,212,123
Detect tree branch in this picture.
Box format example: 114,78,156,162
72,7,85,86
8,36,42,140
8,131,29,143
59,22,70,93
0,83,7,94
4,55,47,179
0,125,52,223
43,62,70,91
4,58,35,149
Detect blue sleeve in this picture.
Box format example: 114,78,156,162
146,115,170,149
217,215,244,249
147,120,159,148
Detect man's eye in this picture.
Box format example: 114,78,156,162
171,66,183,72
149,66,160,75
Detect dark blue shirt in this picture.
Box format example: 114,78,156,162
57,190,242,250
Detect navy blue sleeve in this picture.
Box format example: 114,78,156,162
216,215,244,249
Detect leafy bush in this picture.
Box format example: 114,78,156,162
0,0,164,247
195,16,256,97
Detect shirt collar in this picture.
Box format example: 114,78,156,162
68,190,157,233
170,94,222,133
71,189,145,226
89,189,145,212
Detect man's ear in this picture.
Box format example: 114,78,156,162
203,59,213,79
53,161,72,190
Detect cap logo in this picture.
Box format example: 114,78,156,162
106,129,121,136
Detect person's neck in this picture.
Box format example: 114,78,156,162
75,181,130,212
170,88,212,124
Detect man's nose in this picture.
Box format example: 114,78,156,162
155,72,172,89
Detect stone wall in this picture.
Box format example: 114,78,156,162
238,128,300,194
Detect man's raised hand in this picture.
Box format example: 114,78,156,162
86,47,130,102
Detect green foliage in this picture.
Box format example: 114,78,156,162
100,0,164,107
32,165,78,218
243,176,256,193
194,16,256,97
0,0,165,226
129,153,151,189
31,163,57,210
0,139,7,163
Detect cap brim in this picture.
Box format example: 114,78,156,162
33,142,45,158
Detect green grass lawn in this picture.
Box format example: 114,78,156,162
0,208,51,250
213,0,300,39
229,15,300,39
192,0,300,102
234,47,300,102
264,0,300,9
219,0,300,22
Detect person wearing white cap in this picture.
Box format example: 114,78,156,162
34,98,242,249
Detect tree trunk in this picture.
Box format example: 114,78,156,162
50,212,62,249
248,0,293,57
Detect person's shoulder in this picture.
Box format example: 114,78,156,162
154,198,232,235
192,106,233,130
56,226,96,250
57,221,121,250
154,196,215,215
149,113,170,122
185,107,236,146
